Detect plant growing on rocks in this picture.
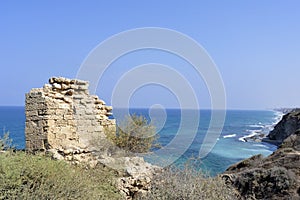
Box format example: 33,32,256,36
106,114,160,154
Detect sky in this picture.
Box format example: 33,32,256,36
0,1,299,109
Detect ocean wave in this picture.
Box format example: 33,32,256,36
238,111,284,143
263,111,284,132
248,124,265,128
239,130,262,142
272,111,284,125
246,129,262,133
223,134,236,138
253,143,266,147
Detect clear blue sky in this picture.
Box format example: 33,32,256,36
0,1,299,109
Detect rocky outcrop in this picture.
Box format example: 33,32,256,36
99,156,161,199
280,129,300,151
25,77,160,199
263,109,300,145
223,110,300,200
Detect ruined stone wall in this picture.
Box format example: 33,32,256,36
25,77,161,199
25,77,115,154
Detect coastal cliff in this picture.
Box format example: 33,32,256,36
223,110,300,200
262,109,300,145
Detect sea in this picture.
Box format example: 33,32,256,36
0,106,282,176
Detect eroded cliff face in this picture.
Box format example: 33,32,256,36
223,110,300,200
263,109,300,145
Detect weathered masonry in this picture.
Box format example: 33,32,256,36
25,77,116,153
25,77,161,199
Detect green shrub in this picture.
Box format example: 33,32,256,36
107,114,160,153
0,152,121,200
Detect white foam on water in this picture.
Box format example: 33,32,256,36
272,111,284,125
223,134,236,138
238,129,261,142
248,124,264,128
253,143,266,147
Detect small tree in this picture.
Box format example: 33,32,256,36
108,114,159,153
0,131,13,151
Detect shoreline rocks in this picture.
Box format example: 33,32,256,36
223,109,300,200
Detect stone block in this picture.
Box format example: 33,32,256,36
75,79,89,86
26,102,47,111
85,108,94,115
95,99,105,105
52,83,62,90
74,109,86,116
76,120,91,127
105,106,113,111
81,98,93,104
77,125,89,132
56,132,67,140
26,120,38,129
58,103,70,109
56,108,71,116
61,83,69,90
55,120,69,127
63,97,72,103
62,89,74,96
26,110,38,117
82,113,93,120
74,89,89,95
106,112,113,116
78,84,89,90
63,114,73,120
93,125,104,132
73,94,84,100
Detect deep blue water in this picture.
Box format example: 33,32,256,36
0,106,25,149
0,106,280,175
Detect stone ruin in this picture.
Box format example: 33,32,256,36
25,77,160,199
25,77,115,166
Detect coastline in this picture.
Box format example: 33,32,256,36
1,104,300,199
0,107,287,174
238,110,284,143
223,109,300,199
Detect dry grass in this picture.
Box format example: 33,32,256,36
140,163,238,200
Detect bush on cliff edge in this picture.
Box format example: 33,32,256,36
106,114,160,153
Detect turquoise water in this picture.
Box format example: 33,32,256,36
0,107,279,175
124,109,279,175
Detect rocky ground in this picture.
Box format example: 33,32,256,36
223,109,300,200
